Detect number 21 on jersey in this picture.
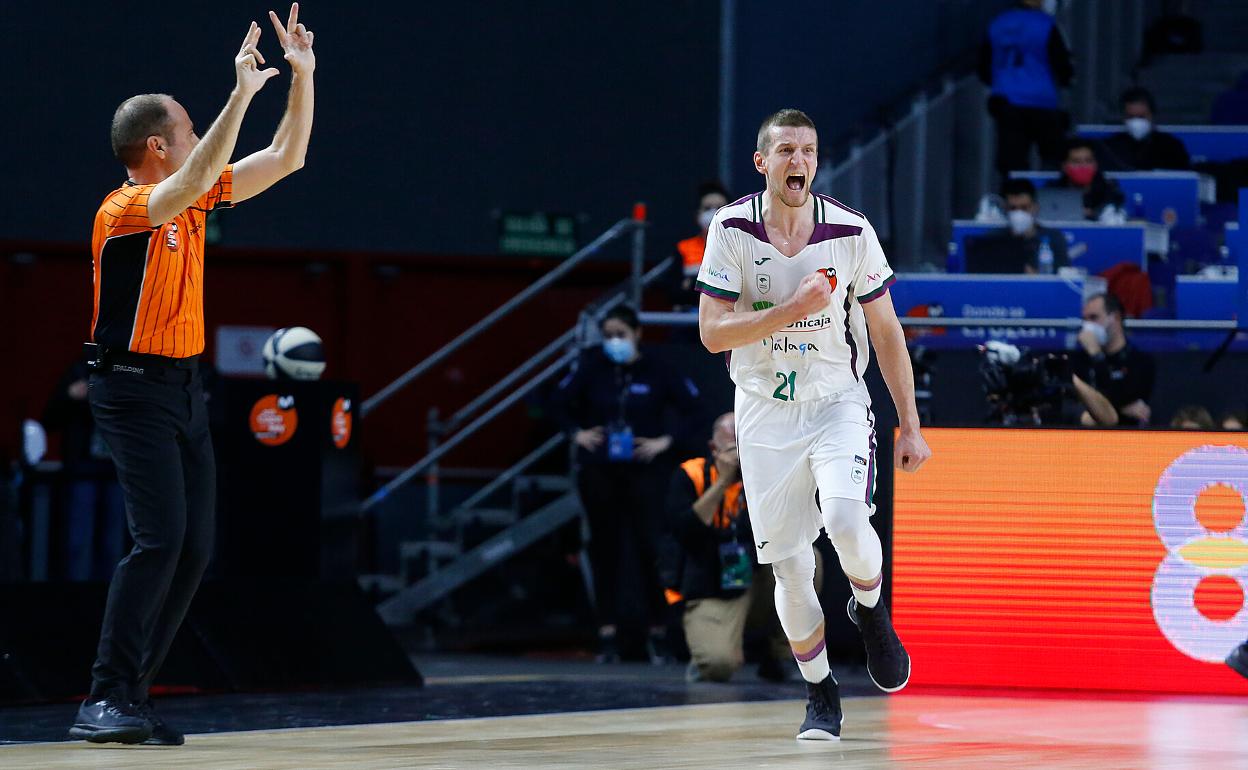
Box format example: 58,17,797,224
772,370,797,401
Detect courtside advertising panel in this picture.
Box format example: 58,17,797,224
893,428,1248,694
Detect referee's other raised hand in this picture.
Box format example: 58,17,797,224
235,21,281,96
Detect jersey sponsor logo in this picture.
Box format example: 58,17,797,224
854,455,868,466
764,335,820,357
753,300,775,311
756,274,771,294
165,223,179,251
754,256,771,265
783,314,834,333
756,540,769,550
706,266,731,282
867,272,881,283
820,266,838,292
851,466,866,484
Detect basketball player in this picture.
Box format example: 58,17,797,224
696,109,930,740
70,6,315,745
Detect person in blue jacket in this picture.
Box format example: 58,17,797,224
979,0,1075,177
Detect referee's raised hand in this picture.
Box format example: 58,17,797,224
269,3,316,75
235,21,280,96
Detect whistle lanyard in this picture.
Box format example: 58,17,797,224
614,367,632,425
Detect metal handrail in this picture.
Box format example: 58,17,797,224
360,349,579,512
446,328,577,432
361,216,644,417
452,433,567,513
363,256,676,516
638,311,1239,332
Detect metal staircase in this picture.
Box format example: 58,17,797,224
356,207,671,627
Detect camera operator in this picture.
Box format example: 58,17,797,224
1070,293,1154,427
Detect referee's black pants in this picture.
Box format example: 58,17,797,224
86,360,215,703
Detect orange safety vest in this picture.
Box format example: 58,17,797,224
677,234,706,277
665,456,746,605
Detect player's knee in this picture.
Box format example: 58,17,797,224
770,550,816,592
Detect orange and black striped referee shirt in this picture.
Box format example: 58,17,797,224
91,166,233,358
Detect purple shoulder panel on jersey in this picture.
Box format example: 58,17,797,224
815,193,866,219
721,217,770,244
808,223,863,245
857,273,897,304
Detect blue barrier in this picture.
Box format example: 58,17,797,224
1077,124,1248,164
890,273,1086,350
950,220,1149,275
1008,170,1204,228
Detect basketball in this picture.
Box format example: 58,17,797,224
262,326,326,381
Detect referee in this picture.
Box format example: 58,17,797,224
70,6,315,745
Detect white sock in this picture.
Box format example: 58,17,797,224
793,636,830,684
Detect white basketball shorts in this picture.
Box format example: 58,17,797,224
734,385,879,565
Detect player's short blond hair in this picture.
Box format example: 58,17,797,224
756,109,817,154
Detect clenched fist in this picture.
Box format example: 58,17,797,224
788,272,832,318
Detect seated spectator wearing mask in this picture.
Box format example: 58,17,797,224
1051,138,1125,221
671,182,730,310
1102,87,1191,171
549,305,701,663
1069,292,1155,427
1170,405,1214,430
660,412,821,683
979,178,1070,273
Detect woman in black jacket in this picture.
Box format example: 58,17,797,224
550,306,700,662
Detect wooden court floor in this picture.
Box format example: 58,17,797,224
4,693,1247,769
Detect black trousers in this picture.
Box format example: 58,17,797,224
86,361,215,702
990,99,1069,176
577,461,670,630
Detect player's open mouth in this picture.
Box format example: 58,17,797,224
786,174,805,192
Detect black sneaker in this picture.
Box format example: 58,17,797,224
1228,641,1248,680
796,673,842,740
68,696,153,744
136,700,185,746
848,597,911,692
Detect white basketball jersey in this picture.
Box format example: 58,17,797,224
695,192,896,403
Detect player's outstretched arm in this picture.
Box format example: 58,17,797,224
233,3,316,204
863,293,931,472
698,273,829,354
147,22,278,225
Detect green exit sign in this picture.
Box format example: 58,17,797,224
499,212,578,256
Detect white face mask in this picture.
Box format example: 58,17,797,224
697,209,716,232
603,337,636,364
1081,320,1109,346
1125,117,1152,141
1007,209,1035,236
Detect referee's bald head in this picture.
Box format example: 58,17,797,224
111,94,175,168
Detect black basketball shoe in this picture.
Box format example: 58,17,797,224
848,597,911,692
136,700,186,746
68,696,153,744
1228,641,1248,680
796,673,842,740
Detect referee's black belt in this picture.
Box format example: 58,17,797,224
94,350,200,381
